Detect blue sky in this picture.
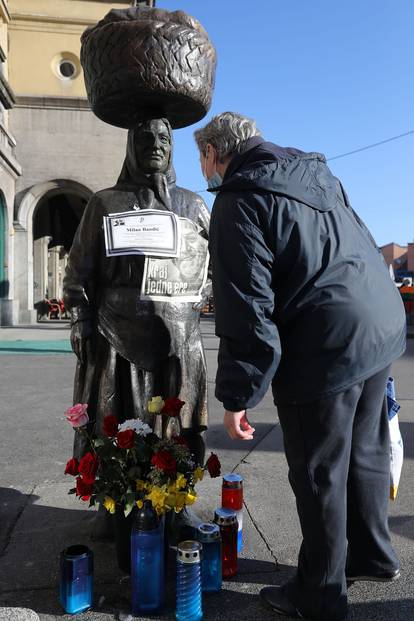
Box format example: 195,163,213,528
158,0,413,247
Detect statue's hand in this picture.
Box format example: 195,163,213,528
193,280,212,311
70,319,93,365
70,335,88,365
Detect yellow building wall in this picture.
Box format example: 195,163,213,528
0,1,12,126
9,0,130,98
0,0,9,80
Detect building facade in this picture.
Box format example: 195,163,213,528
6,0,130,324
380,243,408,274
380,242,414,278
0,0,22,325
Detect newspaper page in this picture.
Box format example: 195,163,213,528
141,217,209,303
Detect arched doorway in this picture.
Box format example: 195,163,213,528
33,191,88,318
14,180,92,323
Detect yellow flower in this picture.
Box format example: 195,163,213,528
136,500,143,509
165,492,176,509
136,479,147,492
145,485,168,512
148,396,165,414
175,473,188,491
103,496,116,514
193,466,204,483
185,490,197,506
174,491,187,513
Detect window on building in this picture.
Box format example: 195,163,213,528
52,53,80,81
57,59,77,80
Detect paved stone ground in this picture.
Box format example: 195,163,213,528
0,319,413,620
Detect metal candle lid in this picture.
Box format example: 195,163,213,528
214,507,237,526
197,522,221,542
222,473,243,489
177,540,202,564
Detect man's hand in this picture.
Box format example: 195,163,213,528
224,410,255,440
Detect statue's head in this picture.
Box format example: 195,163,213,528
132,118,172,174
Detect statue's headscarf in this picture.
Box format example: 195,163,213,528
117,118,176,211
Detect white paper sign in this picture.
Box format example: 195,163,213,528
103,209,180,257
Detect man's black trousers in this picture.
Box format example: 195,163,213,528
276,366,398,621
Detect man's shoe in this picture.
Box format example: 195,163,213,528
260,586,303,618
347,568,400,586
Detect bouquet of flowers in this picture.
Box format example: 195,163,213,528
64,398,221,517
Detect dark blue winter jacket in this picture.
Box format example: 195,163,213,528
209,137,406,410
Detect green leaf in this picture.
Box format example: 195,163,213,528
123,491,137,517
124,501,135,517
68,488,76,495
94,438,105,447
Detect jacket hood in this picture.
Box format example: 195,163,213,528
212,137,337,212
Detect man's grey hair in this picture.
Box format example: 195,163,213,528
194,112,261,161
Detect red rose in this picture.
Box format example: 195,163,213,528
75,476,94,501
117,429,135,449
206,453,221,478
64,457,79,476
151,450,177,475
78,452,99,484
161,397,185,417
102,414,118,437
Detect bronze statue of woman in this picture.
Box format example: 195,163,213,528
63,118,210,472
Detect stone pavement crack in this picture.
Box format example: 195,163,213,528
229,422,280,568
231,423,278,473
0,485,37,557
244,499,279,568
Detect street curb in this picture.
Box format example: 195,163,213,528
0,609,40,621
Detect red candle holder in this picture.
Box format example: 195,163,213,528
222,474,243,511
214,508,238,578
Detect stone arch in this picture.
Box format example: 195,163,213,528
15,179,92,232
14,179,93,322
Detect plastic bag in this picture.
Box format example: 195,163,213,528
387,377,404,500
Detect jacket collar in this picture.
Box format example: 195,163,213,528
208,136,265,193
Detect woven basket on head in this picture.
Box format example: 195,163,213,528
81,7,217,129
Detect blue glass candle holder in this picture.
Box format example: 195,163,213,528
235,509,243,553
176,541,203,621
196,523,222,592
60,544,93,614
131,502,165,615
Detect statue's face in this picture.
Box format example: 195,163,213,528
133,119,171,174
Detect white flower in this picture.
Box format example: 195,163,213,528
118,418,152,437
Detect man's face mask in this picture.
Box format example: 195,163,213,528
203,148,222,189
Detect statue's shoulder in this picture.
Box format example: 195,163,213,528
174,185,207,206
93,186,123,201
86,186,132,210
173,185,210,232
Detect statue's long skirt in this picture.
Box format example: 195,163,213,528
72,332,208,459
